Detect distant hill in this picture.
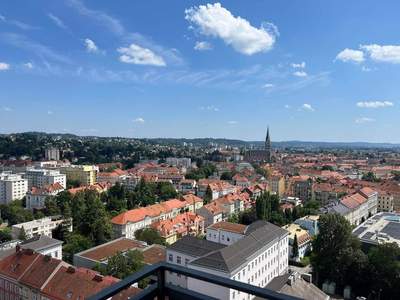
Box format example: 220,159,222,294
2,132,400,149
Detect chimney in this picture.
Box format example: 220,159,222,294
93,274,103,282
67,266,76,273
16,244,21,253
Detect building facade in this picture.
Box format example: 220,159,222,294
24,169,66,189
59,165,99,185
0,172,28,204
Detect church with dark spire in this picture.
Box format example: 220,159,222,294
244,127,273,163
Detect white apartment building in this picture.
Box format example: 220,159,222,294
0,172,28,204
45,147,60,161
11,216,72,240
166,157,192,168
167,221,289,300
24,168,66,189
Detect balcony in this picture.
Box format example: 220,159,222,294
88,262,302,300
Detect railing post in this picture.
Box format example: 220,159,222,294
157,266,165,300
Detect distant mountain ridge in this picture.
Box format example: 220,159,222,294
1,132,400,149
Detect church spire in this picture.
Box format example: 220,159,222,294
265,126,272,162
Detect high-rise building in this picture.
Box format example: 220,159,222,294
24,169,67,189
45,148,60,161
0,172,28,204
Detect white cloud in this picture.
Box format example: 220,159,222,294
291,62,306,68
293,71,307,77
0,62,10,71
118,44,166,66
302,103,315,111
356,101,394,108
48,13,67,29
336,48,365,63
361,66,371,72
194,41,212,51
84,38,99,53
284,104,291,109
360,44,400,64
185,3,277,55
0,15,5,22
227,120,237,125
47,110,54,115
2,106,12,112
23,62,33,69
355,117,375,124
133,117,145,123
200,105,219,112
262,83,275,88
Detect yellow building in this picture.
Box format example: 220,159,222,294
268,175,286,197
60,165,99,185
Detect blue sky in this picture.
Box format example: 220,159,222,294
1,1,400,142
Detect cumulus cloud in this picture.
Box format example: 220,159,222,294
194,41,212,51
0,62,10,71
302,103,315,111
293,71,307,77
48,13,67,29
291,62,306,68
133,117,145,123
185,3,277,55
336,48,365,63
84,38,99,53
355,117,375,124
356,101,394,108
118,44,166,66
360,44,400,64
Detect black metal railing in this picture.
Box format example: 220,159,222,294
87,262,303,300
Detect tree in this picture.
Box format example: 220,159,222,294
220,171,234,181
204,186,213,204
135,228,165,245
362,171,380,182
18,226,27,241
156,182,178,201
0,228,12,243
44,197,61,216
63,233,93,263
311,214,362,286
292,234,299,259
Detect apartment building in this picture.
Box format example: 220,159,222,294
24,168,66,189
377,191,394,212
167,221,289,300
197,179,237,200
268,175,286,197
45,148,60,161
111,197,203,239
59,164,99,185
11,216,72,240
283,223,312,260
0,172,28,204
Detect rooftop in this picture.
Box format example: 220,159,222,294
352,212,400,246
208,221,247,234
167,235,225,257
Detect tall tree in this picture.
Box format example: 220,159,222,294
292,234,299,259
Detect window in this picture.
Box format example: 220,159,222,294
168,254,173,262
176,256,181,264
227,237,230,242
185,258,189,266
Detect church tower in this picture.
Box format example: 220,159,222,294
265,127,272,162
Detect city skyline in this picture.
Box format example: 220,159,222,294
1,1,400,142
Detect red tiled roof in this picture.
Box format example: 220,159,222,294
208,221,246,234
0,249,39,280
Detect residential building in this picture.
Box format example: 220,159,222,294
178,179,196,194
0,236,63,260
359,187,378,216
353,212,400,247
59,164,99,185
151,212,204,244
121,174,141,192
25,183,64,210
206,222,247,245
268,175,286,197
196,202,224,227
294,215,319,236
97,169,127,184
232,174,250,188
292,177,313,202
167,221,289,300
111,197,203,239
267,272,330,300
197,179,236,200
24,168,66,189
0,249,140,300
0,172,28,204
11,216,72,239
73,237,165,269
378,191,394,212
166,157,192,168
45,148,60,161
283,224,312,260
